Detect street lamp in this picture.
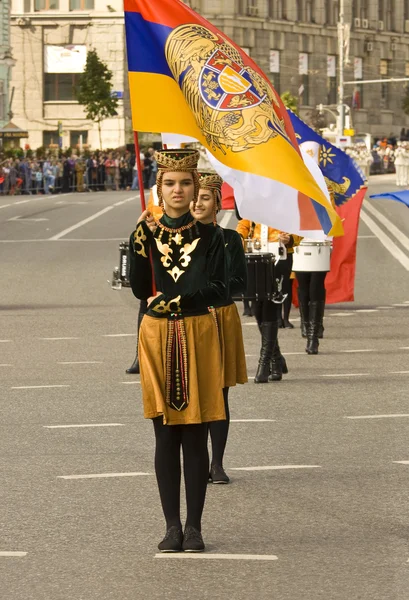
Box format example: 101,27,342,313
1,51,16,68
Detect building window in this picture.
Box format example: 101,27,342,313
34,0,59,9
44,73,81,101
69,0,94,9
270,50,281,93
327,55,337,105
306,0,315,22
299,52,309,106
380,59,389,108
268,0,287,19
24,0,31,11
43,130,59,147
70,130,89,147
405,0,409,21
240,0,258,15
353,57,364,109
360,0,368,20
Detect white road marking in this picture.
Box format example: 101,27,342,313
219,211,233,228
8,216,49,222
44,423,125,429
14,199,31,205
360,208,409,271
121,381,141,385
0,364,12,367
354,309,379,313
393,461,409,465
230,465,321,471
376,306,393,309
390,371,409,374
393,303,409,307
320,373,369,377
155,553,278,561
58,472,150,480
346,414,409,420
329,312,355,316
399,347,409,350
39,337,80,340
0,203,12,210
231,419,276,422
341,349,375,353
364,199,409,252
11,385,70,390
0,552,27,557
0,340,11,343
102,333,135,338
49,194,138,240
58,361,102,365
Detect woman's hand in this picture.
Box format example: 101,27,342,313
147,291,163,306
137,210,157,233
278,232,291,245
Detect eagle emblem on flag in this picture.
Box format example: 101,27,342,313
165,24,288,154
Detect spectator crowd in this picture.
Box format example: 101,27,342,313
0,148,158,196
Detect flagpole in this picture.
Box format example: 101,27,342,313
133,130,156,295
133,131,146,211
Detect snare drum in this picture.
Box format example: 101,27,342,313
111,241,131,289
233,252,275,301
292,241,332,272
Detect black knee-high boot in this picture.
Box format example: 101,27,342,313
269,331,288,381
126,301,147,374
242,299,253,317
306,301,325,355
299,301,309,339
255,322,275,383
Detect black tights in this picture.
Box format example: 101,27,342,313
208,388,230,467
153,418,209,532
296,271,327,304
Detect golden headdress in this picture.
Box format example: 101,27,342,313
155,148,200,210
198,170,223,212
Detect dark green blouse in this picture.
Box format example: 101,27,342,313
220,227,247,304
129,212,227,318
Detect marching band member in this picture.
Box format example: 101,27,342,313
191,171,247,484
294,266,327,354
126,186,161,374
236,220,301,383
129,149,227,553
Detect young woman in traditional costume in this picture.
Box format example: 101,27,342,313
129,149,227,553
191,171,247,484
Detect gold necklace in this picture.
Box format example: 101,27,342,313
155,219,197,245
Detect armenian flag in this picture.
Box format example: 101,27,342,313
124,0,343,237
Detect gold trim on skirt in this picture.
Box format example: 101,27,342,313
216,303,248,388
139,313,226,425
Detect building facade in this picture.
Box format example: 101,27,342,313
10,0,130,150
8,0,409,150
195,0,409,137
1,0,15,128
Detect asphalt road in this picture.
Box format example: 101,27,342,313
1,177,409,600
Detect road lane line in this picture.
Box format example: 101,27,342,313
12,385,70,390
40,337,80,340
58,472,150,480
102,334,135,338
155,553,278,561
231,419,276,422
58,361,102,365
230,465,321,471
360,208,409,271
0,364,12,367
399,347,409,350
393,461,409,465
49,194,138,240
0,204,12,210
0,552,27,557
346,414,409,419
341,349,375,353
354,309,379,313
121,381,141,385
329,312,355,316
44,423,125,429
390,371,409,374
320,373,369,378
0,340,12,343
393,303,409,307
364,199,409,252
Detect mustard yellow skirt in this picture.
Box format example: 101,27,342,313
216,303,248,388
139,313,226,425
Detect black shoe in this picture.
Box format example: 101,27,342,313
255,322,277,383
306,301,325,355
126,357,139,374
158,526,183,553
280,355,288,374
182,526,205,553
269,358,283,381
210,464,230,484
283,320,294,329
242,308,252,317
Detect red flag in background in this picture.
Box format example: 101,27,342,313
293,187,366,305
221,182,235,210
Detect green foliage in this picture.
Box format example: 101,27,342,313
75,49,118,148
280,91,299,115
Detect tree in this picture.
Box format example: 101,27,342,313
280,91,299,115
76,49,119,149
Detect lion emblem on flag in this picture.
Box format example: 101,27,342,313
165,24,289,153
